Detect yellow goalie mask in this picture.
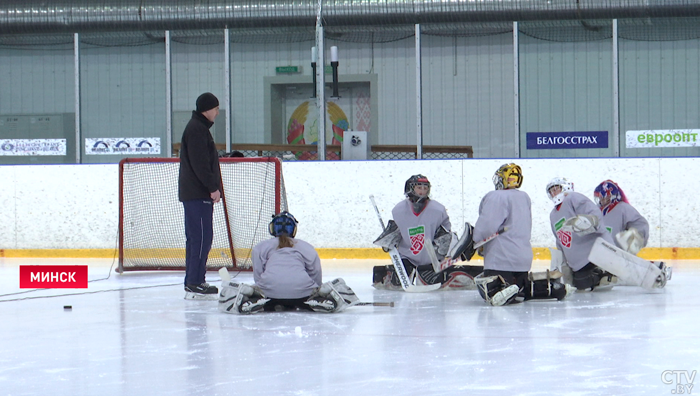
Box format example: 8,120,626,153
493,163,523,190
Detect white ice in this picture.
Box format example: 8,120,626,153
1,258,698,396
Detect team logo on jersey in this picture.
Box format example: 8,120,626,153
557,230,572,248
554,217,572,248
408,226,425,255
605,226,612,234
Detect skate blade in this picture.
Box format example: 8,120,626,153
184,292,218,301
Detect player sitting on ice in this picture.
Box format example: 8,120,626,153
463,164,574,306
593,180,671,285
547,177,620,291
219,212,359,314
372,174,482,291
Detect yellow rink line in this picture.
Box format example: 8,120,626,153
2,247,700,260
322,248,700,260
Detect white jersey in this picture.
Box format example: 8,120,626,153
600,201,650,248
549,192,614,271
391,199,451,266
473,189,533,273
252,237,322,299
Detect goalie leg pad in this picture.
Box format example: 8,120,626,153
655,261,672,281
372,265,403,291
474,273,519,306
305,278,359,313
526,270,575,300
572,263,600,291
219,282,270,314
448,222,475,261
615,261,671,287
439,265,482,290
373,220,401,251
415,264,441,285
588,237,663,289
439,266,478,290
572,263,617,291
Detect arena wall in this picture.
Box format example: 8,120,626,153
0,158,695,259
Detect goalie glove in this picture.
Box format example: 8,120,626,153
563,214,599,236
373,220,401,251
616,227,644,255
433,226,457,257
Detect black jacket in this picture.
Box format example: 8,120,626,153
178,111,221,202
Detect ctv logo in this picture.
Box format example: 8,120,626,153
662,370,696,394
19,265,88,288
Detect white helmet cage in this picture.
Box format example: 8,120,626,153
546,177,574,206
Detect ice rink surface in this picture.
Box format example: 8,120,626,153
1,258,698,396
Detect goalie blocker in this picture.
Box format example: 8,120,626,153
448,222,476,262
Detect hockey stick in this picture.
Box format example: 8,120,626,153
369,194,387,230
424,236,443,273
424,236,463,274
473,227,507,250
356,302,395,307
426,227,508,274
369,195,441,293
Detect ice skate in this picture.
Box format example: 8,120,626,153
475,274,520,306
491,285,520,306
654,261,672,282
184,283,218,300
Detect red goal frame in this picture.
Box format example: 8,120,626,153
118,157,285,272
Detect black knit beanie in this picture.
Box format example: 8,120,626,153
196,92,219,113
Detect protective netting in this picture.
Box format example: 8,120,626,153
518,18,700,42
221,149,472,161
4,17,700,49
119,157,287,272
519,20,612,42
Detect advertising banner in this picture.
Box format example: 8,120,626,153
0,139,67,156
85,137,161,155
526,131,608,150
626,130,700,148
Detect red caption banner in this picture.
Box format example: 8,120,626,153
19,265,88,289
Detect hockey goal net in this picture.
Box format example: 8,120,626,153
118,157,287,272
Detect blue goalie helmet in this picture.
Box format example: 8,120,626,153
268,211,298,238
594,180,628,214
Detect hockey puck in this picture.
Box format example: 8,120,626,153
63,305,72,310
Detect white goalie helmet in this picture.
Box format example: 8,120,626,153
546,177,574,206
